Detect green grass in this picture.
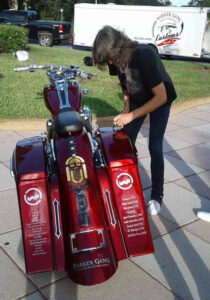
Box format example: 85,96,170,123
0,45,210,119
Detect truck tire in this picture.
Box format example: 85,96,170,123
38,31,53,47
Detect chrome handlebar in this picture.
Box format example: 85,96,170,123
13,64,96,79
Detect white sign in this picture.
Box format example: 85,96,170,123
116,173,133,190
24,188,42,206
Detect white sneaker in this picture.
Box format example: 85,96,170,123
197,211,210,222
147,200,161,215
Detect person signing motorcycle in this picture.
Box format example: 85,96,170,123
92,25,177,215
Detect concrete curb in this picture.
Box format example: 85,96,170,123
0,97,210,131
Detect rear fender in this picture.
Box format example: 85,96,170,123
54,130,118,285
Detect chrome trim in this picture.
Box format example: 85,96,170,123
104,189,116,228
83,107,91,120
50,139,56,161
82,88,88,95
70,228,105,254
46,119,53,133
80,107,91,123
44,83,51,88
10,156,14,177
55,80,71,109
85,128,104,166
87,131,97,153
46,71,72,110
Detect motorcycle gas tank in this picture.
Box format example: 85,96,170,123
54,130,117,285
43,81,81,115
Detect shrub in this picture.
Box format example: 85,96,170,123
0,24,29,53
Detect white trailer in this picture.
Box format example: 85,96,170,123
73,4,210,59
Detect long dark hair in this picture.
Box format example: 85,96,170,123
92,26,139,70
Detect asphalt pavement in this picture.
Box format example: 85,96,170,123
0,103,210,300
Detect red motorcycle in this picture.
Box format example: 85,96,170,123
11,51,153,286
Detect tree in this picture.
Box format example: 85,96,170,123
27,0,75,21
0,0,9,11
160,0,172,5
17,0,24,9
16,0,173,22
188,0,210,6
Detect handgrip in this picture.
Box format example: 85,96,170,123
13,66,31,72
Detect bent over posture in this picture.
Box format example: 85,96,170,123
92,26,177,215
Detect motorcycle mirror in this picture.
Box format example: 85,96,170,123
13,50,29,62
83,56,93,66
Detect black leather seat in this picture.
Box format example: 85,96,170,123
54,108,92,135
54,108,84,135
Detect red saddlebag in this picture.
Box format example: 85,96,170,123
99,128,154,258
13,137,54,274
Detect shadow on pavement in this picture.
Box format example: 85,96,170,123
137,131,210,299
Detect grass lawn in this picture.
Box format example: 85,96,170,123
0,45,210,119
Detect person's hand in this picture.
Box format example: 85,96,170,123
114,113,133,127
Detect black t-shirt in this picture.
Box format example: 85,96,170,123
108,44,177,106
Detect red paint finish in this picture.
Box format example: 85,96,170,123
17,179,53,273
109,165,154,257
14,137,53,274
49,173,65,271
54,131,117,285
157,37,180,47
99,128,137,168
13,97,154,284
99,128,154,257
43,82,81,115
96,167,127,261
15,138,47,180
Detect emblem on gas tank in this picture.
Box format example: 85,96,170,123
116,173,133,190
24,188,42,206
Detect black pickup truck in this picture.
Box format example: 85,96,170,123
0,10,71,46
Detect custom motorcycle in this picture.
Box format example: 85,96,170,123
10,51,153,286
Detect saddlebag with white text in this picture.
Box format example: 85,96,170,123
12,136,54,274
99,128,154,258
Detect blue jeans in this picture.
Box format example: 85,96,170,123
124,101,171,204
